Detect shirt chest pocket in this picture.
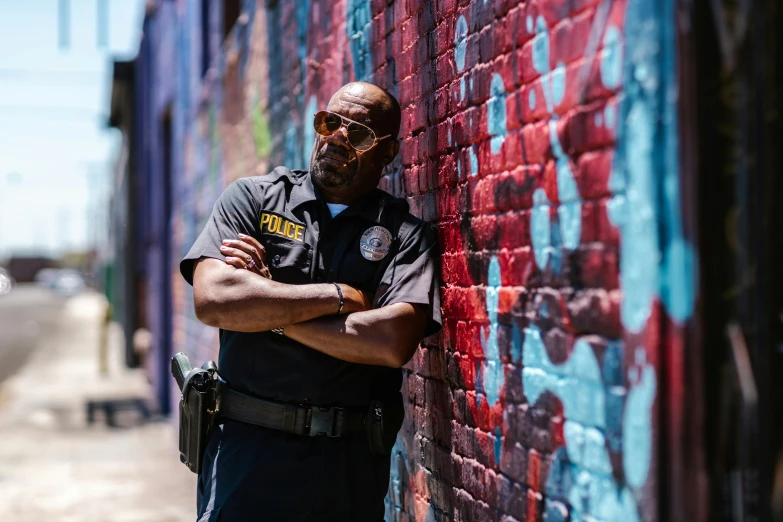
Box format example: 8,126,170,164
262,235,313,284
338,244,395,292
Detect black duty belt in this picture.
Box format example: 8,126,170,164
220,388,366,437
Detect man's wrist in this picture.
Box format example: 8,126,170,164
334,283,344,314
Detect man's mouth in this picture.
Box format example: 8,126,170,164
317,151,355,169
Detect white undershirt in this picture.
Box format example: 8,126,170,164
326,203,349,218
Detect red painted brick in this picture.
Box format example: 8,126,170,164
172,3,673,521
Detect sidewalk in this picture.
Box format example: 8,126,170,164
0,292,196,522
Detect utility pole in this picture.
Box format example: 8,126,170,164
96,0,110,49
58,0,71,50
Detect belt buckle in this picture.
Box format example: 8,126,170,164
308,406,339,437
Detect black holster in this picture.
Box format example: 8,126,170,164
365,392,404,455
171,353,221,474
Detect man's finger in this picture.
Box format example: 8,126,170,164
238,234,267,263
224,256,247,269
220,245,255,265
222,240,259,261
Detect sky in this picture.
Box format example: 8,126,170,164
0,0,144,259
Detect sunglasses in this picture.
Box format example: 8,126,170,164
313,110,392,152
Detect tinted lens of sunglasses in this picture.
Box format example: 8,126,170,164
313,111,342,136
346,123,376,151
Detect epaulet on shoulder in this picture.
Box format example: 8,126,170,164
254,166,307,185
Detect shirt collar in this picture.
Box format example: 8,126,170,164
289,172,406,223
289,172,318,209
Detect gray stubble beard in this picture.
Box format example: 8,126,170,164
311,159,358,188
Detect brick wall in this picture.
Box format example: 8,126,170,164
136,0,698,520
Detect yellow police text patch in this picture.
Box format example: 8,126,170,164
259,212,305,242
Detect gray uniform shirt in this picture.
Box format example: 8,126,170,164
180,167,441,407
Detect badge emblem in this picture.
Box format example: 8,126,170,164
360,226,392,261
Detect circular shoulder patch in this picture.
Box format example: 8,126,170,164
360,226,392,261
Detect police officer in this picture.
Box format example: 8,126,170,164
180,82,441,521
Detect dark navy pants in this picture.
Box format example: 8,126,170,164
196,419,391,521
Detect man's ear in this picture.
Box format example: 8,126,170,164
381,140,400,167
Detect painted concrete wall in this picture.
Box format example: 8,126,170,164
133,0,697,520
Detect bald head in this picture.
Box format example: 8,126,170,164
310,82,402,204
328,82,401,139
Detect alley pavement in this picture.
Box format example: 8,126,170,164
0,288,196,521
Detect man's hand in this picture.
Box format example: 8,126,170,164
283,303,429,368
221,235,372,315
219,234,272,279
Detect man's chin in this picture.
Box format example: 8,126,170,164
312,162,357,188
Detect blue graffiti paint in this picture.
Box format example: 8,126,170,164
526,15,534,34
545,499,570,522
624,351,656,488
522,325,654,522
295,0,311,92
303,95,317,165
552,62,566,106
531,188,551,269
460,76,466,101
532,17,553,113
284,122,303,169
511,324,522,364
549,213,564,273
455,15,468,72
605,104,616,128
529,89,536,110
600,26,623,89
657,0,697,323
494,426,503,465
662,237,696,322
550,120,582,249
488,73,508,154
595,112,604,127
531,16,583,255
386,430,411,520
469,145,478,177
479,256,504,407
346,0,372,81
607,0,696,330
522,327,605,427
607,86,660,334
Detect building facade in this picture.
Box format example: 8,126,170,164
107,0,783,520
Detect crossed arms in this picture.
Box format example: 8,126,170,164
191,235,428,368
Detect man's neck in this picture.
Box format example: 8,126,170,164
316,184,372,206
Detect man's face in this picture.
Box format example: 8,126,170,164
309,84,398,200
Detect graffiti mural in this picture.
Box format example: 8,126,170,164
129,0,699,519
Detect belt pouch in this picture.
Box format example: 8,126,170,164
178,370,215,475
365,393,404,455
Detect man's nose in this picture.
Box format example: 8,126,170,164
324,125,351,150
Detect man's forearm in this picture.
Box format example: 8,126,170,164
194,258,340,332
283,303,427,368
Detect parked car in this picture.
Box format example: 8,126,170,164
0,267,14,296
34,268,60,287
50,269,86,296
